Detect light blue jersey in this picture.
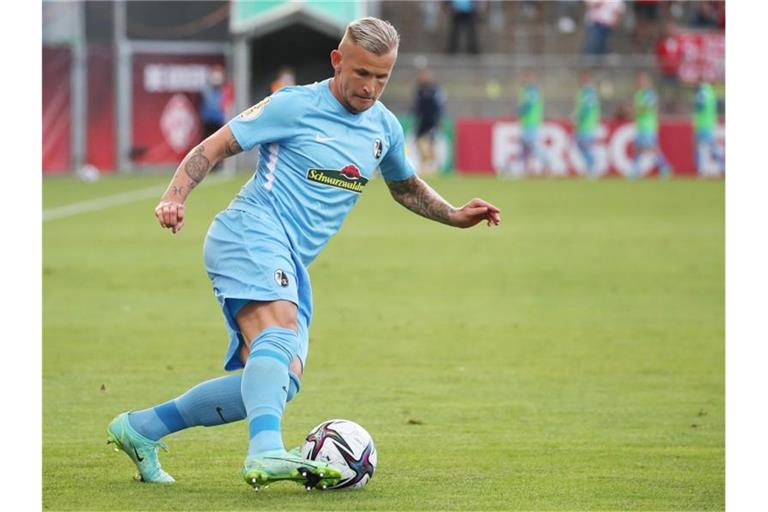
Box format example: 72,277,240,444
205,78,415,371
227,78,415,267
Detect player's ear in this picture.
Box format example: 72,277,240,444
330,49,342,72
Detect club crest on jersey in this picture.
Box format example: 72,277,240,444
306,164,369,193
373,139,383,159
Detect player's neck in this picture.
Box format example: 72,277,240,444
328,77,354,114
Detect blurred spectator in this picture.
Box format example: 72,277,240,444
270,66,296,94
446,0,481,54
573,70,601,177
691,1,724,29
200,65,227,138
583,0,625,56
518,71,551,175
412,67,446,175
632,0,661,50
632,71,671,178
655,20,683,113
200,65,227,171
693,81,725,175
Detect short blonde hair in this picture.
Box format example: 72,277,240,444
344,17,400,56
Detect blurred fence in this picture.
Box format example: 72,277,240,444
384,53,663,120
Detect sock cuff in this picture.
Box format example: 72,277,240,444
247,326,297,364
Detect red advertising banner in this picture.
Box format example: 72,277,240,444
455,119,725,177
42,46,72,174
131,53,226,166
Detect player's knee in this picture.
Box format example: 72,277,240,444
236,300,299,344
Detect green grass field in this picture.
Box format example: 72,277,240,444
43,174,724,511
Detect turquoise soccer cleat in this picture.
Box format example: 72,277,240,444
107,412,175,484
242,450,341,491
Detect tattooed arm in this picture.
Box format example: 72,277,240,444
386,175,501,229
154,125,242,233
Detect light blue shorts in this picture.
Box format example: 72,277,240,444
203,207,312,372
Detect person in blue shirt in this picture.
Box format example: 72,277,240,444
199,65,227,172
200,65,226,141
107,17,501,491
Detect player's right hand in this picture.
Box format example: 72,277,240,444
154,200,185,234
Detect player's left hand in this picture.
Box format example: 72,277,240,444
451,198,501,228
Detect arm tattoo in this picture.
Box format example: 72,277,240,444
224,137,243,157
386,176,456,226
183,145,211,184
169,184,194,198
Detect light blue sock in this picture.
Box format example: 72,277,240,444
241,327,297,457
128,373,302,441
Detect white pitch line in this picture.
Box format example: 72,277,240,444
42,174,235,223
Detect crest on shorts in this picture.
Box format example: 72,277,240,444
240,97,271,120
373,139,383,159
274,269,289,287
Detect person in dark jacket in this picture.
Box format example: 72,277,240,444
412,67,446,174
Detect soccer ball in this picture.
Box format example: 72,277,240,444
301,419,377,490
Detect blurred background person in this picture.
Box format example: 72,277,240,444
582,0,625,56
200,65,226,141
446,0,481,54
693,80,725,175
573,70,601,177
270,66,296,94
412,67,446,175
518,70,550,175
200,65,227,172
632,70,671,178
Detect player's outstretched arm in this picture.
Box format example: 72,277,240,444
386,175,501,228
154,125,243,234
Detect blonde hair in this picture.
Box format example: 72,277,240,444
344,17,400,56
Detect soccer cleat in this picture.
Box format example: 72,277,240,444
242,450,341,491
107,412,175,483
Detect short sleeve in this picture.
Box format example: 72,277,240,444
379,113,416,182
227,88,301,151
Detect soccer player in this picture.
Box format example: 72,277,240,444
693,80,724,175
573,70,601,177
106,17,500,491
632,70,671,178
518,70,550,175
